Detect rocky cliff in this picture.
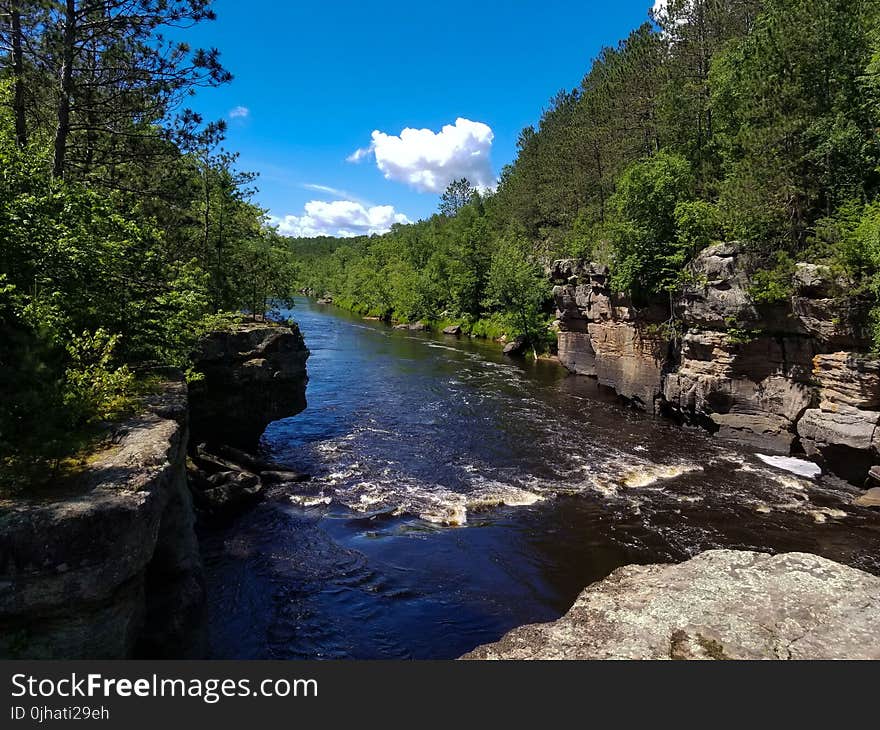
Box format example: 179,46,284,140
552,244,880,486
189,321,310,449
463,550,880,660
0,374,204,659
0,322,311,659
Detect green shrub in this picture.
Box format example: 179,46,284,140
749,252,796,304
62,330,135,426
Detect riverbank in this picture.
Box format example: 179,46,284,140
200,298,880,659
551,246,880,494
0,322,311,659
463,550,880,660
310,294,537,354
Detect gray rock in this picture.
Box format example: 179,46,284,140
190,323,310,448
443,325,463,336
0,376,205,659
463,550,880,660
797,406,880,483
557,331,596,376
589,322,667,412
503,336,528,356
813,352,880,409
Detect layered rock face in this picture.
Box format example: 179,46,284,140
189,322,310,449
0,375,205,659
552,260,669,412
463,550,880,660
553,244,880,483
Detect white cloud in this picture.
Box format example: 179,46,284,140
348,117,496,193
269,200,409,238
229,106,250,119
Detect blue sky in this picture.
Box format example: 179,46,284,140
183,0,659,237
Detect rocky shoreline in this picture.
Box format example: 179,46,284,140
463,550,880,660
0,322,310,659
552,243,880,490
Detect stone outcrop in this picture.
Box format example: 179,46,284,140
553,243,880,484
463,550,880,660
0,374,205,659
552,260,669,412
189,322,310,449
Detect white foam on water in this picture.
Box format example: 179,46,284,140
424,343,459,352
419,501,468,527
756,454,822,479
289,494,332,508
622,463,704,489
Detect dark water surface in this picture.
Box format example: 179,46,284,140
200,298,880,659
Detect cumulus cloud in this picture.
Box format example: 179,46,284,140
269,200,409,238
229,106,250,119
348,118,496,193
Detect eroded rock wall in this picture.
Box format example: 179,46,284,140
189,322,311,449
0,375,205,659
553,244,880,483
551,261,670,412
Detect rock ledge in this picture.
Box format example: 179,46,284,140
463,550,880,660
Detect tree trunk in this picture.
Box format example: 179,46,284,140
53,0,77,178
11,4,27,147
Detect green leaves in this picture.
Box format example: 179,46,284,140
603,152,696,298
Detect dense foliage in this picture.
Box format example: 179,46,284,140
0,2,295,482
290,0,880,346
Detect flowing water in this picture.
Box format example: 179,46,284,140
200,297,880,659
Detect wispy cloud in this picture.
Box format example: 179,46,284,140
229,106,250,120
301,183,366,204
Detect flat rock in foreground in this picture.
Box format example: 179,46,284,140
463,550,880,660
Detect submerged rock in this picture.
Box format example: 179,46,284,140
855,488,880,508
463,550,880,660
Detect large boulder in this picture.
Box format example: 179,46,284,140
463,550,880,660
791,265,870,349
503,336,528,357
797,406,880,484
677,243,762,328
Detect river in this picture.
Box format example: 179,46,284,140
199,297,880,659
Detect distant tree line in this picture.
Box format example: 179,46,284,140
289,0,880,350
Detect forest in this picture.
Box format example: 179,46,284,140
0,1,295,483
5,0,880,483
290,0,880,353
